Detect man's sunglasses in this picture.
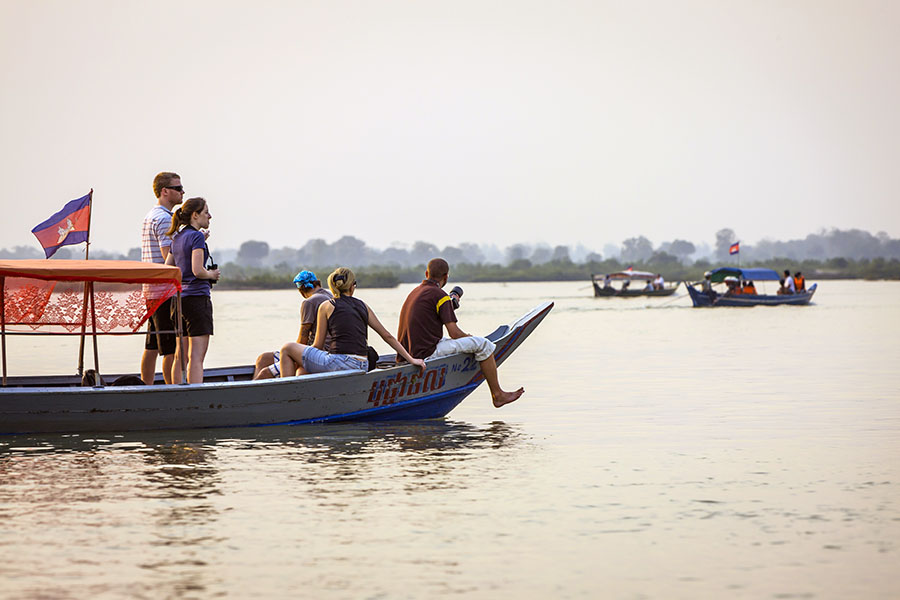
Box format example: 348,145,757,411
165,185,184,192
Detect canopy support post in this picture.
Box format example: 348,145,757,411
89,281,100,380
1,276,7,387
77,281,89,377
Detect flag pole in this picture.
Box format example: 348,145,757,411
77,189,93,376
84,189,93,260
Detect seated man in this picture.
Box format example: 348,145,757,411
653,273,665,290
253,270,333,379
780,269,796,294
397,258,524,408
793,271,806,291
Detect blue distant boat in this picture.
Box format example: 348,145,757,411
685,267,817,307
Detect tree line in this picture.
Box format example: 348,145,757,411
2,227,899,286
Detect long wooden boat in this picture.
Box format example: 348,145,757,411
591,270,678,297
0,260,552,434
684,267,817,307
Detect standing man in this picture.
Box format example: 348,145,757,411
397,257,524,408
140,171,184,384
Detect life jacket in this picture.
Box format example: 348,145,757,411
743,285,756,294
793,275,805,291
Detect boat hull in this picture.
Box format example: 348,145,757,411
592,283,678,297
685,283,817,307
0,303,553,435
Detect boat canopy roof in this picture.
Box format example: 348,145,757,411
0,260,182,334
0,259,182,286
709,267,781,283
595,270,659,281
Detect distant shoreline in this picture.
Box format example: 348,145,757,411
214,259,900,290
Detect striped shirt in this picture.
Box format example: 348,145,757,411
141,205,173,264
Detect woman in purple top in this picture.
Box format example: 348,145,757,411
164,197,221,384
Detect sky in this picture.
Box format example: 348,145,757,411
1,0,898,255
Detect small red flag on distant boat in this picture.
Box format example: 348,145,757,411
729,242,740,255
31,191,92,258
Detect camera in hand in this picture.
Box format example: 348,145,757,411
208,263,218,285
449,285,464,309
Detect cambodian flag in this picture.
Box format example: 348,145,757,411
729,242,740,255
31,191,92,258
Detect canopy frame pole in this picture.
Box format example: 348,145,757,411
89,281,100,379
1,276,7,387
77,282,90,377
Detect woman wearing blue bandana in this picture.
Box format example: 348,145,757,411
253,270,335,379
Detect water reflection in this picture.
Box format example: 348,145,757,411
1,421,530,597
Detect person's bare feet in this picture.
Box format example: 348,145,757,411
492,387,524,408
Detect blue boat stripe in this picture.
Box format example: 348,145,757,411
251,381,482,427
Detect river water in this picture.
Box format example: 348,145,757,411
1,280,898,599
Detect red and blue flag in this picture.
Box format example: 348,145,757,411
31,191,92,258
729,241,740,255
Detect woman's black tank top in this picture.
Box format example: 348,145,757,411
327,296,368,356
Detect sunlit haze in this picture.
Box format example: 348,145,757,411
2,1,898,255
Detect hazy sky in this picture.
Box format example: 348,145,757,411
2,1,898,255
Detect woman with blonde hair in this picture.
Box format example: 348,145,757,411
279,267,425,377
164,197,220,383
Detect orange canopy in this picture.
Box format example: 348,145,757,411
1,260,182,334
0,259,181,286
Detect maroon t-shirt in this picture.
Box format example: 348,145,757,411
397,279,458,359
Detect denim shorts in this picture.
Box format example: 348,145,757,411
302,346,367,374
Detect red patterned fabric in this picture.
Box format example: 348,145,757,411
2,265,181,334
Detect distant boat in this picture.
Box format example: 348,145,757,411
684,267,817,307
591,270,679,297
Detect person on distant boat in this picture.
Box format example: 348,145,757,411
793,271,806,291
164,197,220,384
643,279,654,291
724,276,740,296
701,271,716,300
139,171,184,385
397,258,524,408
779,269,796,295
253,270,334,380
620,280,630,291
603,275,613,289
653,273,665,290
742,280,757,294
279,267,425,378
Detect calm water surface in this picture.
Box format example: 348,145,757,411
1,281,898,599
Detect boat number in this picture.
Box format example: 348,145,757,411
367,365,447,407
452,356,477,373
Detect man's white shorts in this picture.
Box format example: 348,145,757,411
427,336,496,362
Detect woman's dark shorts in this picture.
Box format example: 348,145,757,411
172,295,214,337
144,297,177,355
